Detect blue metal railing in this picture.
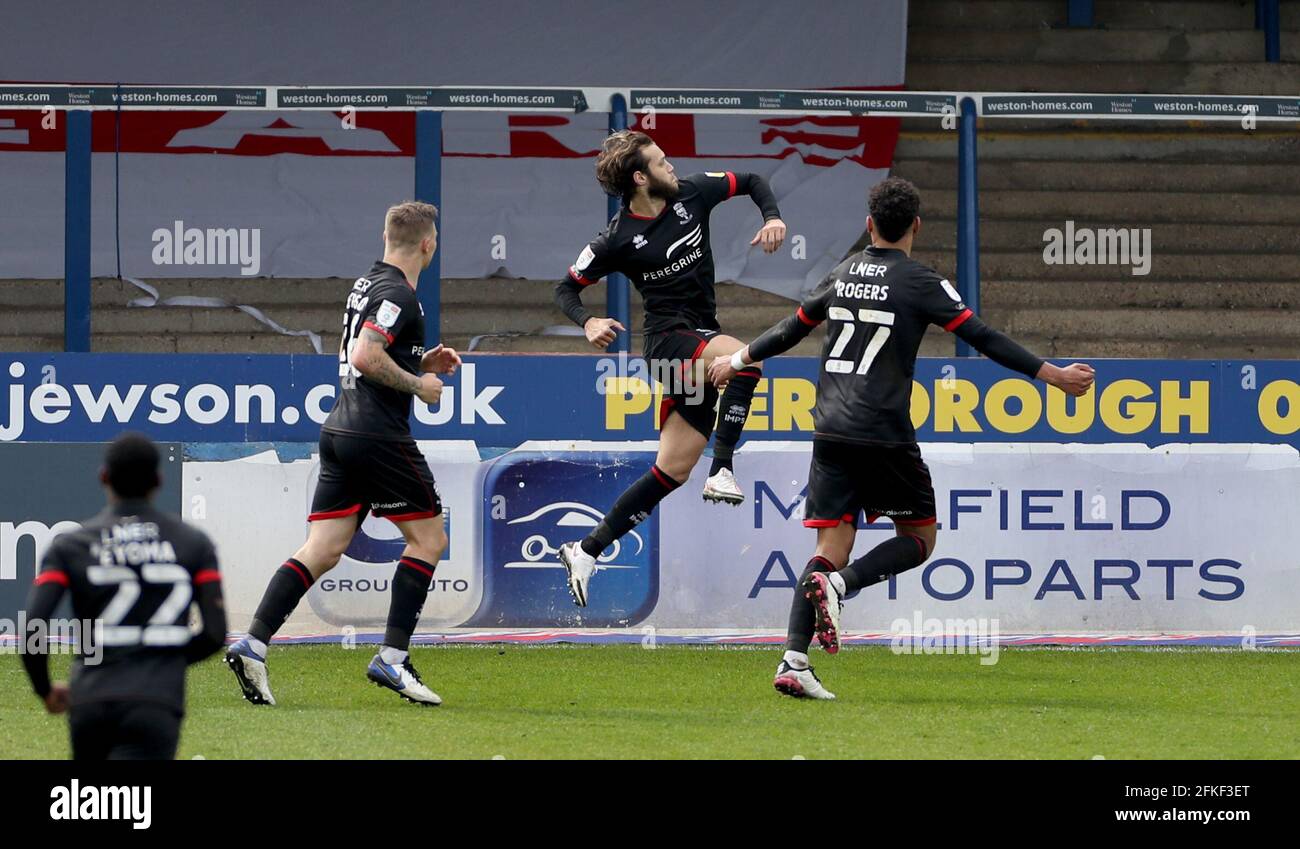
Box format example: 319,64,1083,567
414,110,443,347
1067,0,1094,28
50,84,1295,355
64,110,92,353
605,94,631,354
1258,0,1282,62
955,97,980,358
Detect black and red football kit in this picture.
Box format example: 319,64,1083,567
22,500,227,759
746,246,1045,527
314,259,441,523
555,171,781,437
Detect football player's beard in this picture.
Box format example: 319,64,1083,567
646,173,680,202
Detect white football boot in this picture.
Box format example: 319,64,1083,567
772,661,836,700
226,639,276,706
366,655,442,706
702,467,745,505
558,541,597,607
803,571,843,654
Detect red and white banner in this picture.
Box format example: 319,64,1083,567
1,0,910,300
0,108,899,300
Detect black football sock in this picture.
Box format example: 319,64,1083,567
709,366,762,475
580,464,682,558
784,555,835,655
249,558,314,645
383,556,436,651
840,535,929,594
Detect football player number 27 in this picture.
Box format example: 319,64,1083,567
825,307,894,375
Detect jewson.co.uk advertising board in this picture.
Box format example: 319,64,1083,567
1,353,1297,447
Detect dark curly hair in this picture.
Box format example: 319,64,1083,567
868,176,921,242
103,432,160,498
594,130,655,199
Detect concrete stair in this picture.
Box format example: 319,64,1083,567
897,0,1300,361
908,0,1299,93
1,276,913,358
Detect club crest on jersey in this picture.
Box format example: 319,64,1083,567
633,234,647,249
375,300,402,330
673,202,692,224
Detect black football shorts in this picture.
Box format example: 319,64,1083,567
310,430,442,523
803,438,937,528
644,327,721,439
69,701,182,761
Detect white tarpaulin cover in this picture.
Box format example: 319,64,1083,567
0,1,907,300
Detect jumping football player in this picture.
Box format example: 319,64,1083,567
226,201,461,707
22,433,228,759
554,129,787,606
709,177,1095,699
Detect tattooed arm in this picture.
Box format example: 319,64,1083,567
350,328,442,403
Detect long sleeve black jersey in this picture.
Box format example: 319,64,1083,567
22,500,226,713
748,246,1044,445
555,171,781,337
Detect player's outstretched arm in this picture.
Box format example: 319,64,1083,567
708,307,818,387
553,276,625,351
350,327,443,405
730,173,786,254
953,315,1095,397
1035,361,1096,396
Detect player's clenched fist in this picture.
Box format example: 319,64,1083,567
417,373,444,405
43,682,69,715
751,218,786,254
584,316,625,350
1041,362,1095,397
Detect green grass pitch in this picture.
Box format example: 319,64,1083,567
2,645,1296,759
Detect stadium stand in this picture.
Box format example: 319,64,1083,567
1,0,1296,359
900,0,1300,359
